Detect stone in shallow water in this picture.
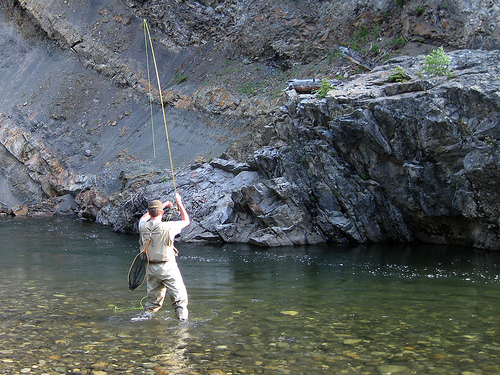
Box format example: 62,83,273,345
280,310,299,316
207,370,227,375
378,365,408,373
343,339,362,345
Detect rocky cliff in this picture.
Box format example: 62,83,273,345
0,0,499,249
97,49,500,250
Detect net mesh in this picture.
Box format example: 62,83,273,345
128,251,149,290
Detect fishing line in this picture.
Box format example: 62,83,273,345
125,22,179,313
143,19,177,195
113,295,147,313
143,21,156,159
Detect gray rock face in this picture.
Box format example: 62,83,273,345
270,49,500,249
1,1,499,250
0,114,84,207
96,50,500,250
127,0,500,66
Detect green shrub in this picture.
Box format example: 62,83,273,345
328,49,344,63
239,82,259,95
395,0,407,8
389,66,411,82
353,25,369,41
392,37,407,49
315,78,335,98
371,25,381,39
423,47,450,76
173,73,187,84
370,44,381,55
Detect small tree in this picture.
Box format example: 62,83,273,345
422,46,450,76
315,78,335,98
389,66,411,82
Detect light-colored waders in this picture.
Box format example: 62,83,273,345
145,261,189,320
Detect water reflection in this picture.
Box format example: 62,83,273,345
0,216,499,374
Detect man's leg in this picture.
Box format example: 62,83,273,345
145,264,167,313
160,263,189,320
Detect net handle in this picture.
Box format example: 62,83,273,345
143,237,151,255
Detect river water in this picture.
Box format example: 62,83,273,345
0,216,499,375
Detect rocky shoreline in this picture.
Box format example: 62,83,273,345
91,49,499,250
8,49,497,251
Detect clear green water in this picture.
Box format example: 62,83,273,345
0,217,499,374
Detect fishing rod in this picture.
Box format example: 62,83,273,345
125,21,183,302
143,19,177,195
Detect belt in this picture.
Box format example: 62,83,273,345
149,260,167,264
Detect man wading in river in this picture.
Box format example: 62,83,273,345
135,193,190,321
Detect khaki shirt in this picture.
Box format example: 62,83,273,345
138,220,185,262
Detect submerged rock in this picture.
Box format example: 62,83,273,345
378,365,408,373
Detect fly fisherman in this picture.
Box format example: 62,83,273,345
136,193,190,321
